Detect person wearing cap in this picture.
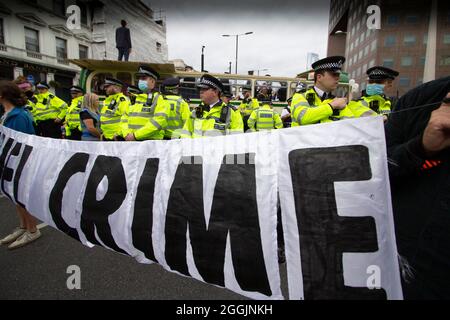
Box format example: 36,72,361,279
281,97,293,128
126,85,142,105
348,66,399,121
160,77,191,139
179,74,243,138
100,78,130,141
247,94,283,132
13,77,37,125
63,86,84,140
238,86,260,131
33,82,68,138
291,56,354,126
122,65,167,141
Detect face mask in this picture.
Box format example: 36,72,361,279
138,80,148,92
366,84,385,96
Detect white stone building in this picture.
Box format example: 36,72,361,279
0,0,168,101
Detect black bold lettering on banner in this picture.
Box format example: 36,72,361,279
81,156,127,254
289,146,386,300
132,158,159,262
165,154,271,296
1,142,22,201
0,138,14,180
49,153,89,242
13,145,33,208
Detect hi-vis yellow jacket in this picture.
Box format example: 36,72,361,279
291,88,355,126
33,92,68,122
179,101,244,138
248,104,283,131
100,92,129,140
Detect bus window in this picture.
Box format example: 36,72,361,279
180,76,199,100
91,73,113,95
117,72,132,86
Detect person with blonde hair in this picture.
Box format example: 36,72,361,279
79,92,101,141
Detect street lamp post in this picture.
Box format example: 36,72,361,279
222,32,253,74
201,46,205,72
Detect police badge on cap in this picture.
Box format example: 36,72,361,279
366,66,399,80
136,65,160,80
312,56,346,73
197,74,224,92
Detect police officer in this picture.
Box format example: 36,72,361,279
34,82,68,138
248,95,283,132
126,85,142,105
238,86,260,131
281,97,293,128
348,66,399,121
100,78,129,141
64,86,84,140
179,74,244,138
123,65,167,141
160,77,191,140
291,56,354,126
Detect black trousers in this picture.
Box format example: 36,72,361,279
66,128,82,141
36,119,62,139
243,115,251,132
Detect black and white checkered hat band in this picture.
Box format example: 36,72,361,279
138,68,158,79
315,62,342,71
370,70,388,76
199,79,221,91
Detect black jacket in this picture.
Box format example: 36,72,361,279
115,27,132,49
385,76,450,299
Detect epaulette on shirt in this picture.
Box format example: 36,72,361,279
120,96,126,102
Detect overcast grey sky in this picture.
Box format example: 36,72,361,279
146,0,331,77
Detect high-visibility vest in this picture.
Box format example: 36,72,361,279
163,94,191,139
291,88,355,126
34,92,68,122
248,104,283,131
180,101,244,139
238,98,260,116
121,92,167,140
100,92,129,140
65,96,84,135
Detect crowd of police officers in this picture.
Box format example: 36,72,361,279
8,56,399,142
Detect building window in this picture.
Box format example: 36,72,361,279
53,0,66,17
406,15,418,24
387,15,399,25
366,28,371,39
420,56,426,66
356,37,360,47
25,27,39,53
76,0,88,25
358,50,363,60
79,44,88,59
403,35,416,46
350,42,354,51
357,66,362,77
156,42,162,53
444,34,450,45
369,59,376,68
0,18,5,45
384,35,396,47
56,37,68,63
399,77,411,87
363,63,368,73
383,58,394,68
357,20,361,31
401,56,413,66
360,33,365,44
440,56,450,66
364,46,369,57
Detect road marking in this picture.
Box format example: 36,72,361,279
37,223,48,230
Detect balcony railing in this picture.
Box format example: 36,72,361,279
26,51,43,59
57,58,69,65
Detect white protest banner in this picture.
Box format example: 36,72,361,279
0,116,403,300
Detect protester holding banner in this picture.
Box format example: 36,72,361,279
0,81,41,249
386,76,450,299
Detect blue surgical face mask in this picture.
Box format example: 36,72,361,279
138,80,148,92
366,83,385,96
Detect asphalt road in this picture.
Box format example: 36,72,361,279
0,196,288,300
